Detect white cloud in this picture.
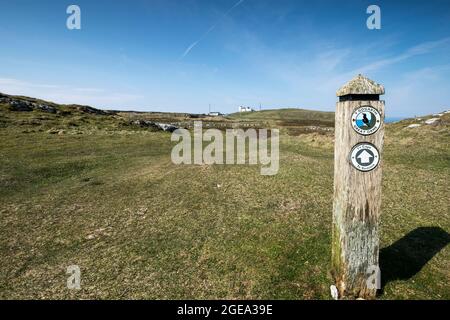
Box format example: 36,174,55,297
386,64,450,116
0,77,143,109
224,32,450,114
350,37,450,75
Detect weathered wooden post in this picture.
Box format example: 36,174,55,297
331,74,385,299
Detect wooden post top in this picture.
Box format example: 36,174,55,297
337,74,385,102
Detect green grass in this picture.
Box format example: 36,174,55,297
228,108,334,122
0,107,449,299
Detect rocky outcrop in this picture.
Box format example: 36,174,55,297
35,104,57,113
130,120,179,132
131,120,160,130
1,95,56,113
8,100,33,112
74,105,114,115
424,118,441,126
1,92,114,115
155,122,178,132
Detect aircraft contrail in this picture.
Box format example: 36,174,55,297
180,0,245,59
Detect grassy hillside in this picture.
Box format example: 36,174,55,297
0,93,449,299
229,108,334,120
0,93,335,134
228,108,335,126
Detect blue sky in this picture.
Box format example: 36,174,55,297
0,0,449,116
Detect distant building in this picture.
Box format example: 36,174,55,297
208,112,222,117
239,106,254,112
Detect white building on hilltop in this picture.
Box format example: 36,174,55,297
239,106,254,112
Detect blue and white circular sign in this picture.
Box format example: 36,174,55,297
351,106,381,135
350,143,380,172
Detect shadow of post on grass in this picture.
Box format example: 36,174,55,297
380,226,450,290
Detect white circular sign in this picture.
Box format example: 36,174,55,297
351,106,381,135
350,143,380,172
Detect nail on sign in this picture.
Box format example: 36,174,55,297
350,143,380,172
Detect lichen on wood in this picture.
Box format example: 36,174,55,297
331,99,385,299
336,74,385,97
